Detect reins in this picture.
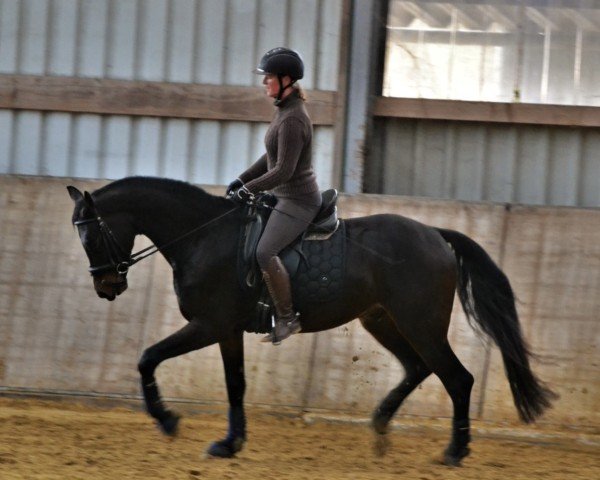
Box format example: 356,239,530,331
75,205,242,275
127,206,242,267
76,193,404,277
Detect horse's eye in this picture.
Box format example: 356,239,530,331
80,228,101,253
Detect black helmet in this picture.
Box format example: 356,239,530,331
254,47,304,80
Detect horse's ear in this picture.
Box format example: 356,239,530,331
67,186,83,203
83,191,96,210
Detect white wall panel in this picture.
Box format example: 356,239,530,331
547,130,581,206
249,123,269,167
515,127,549,205
195,0,228,84
72,115,103,179
0,0,341,186
42,113,72,177
317,0,343,90
18,0,48,75
313,126,335,188
47,0,78,75
0,0,19,73
484,125,517,202
580,131,600,207
3,110,336,189
162,119,191,180
225,0,258,84
453,124,486,202
0,111,12,172
131,118,163,177
137,0,169,81
167,0,196,83
106,0,138,79
288,0,319,89
413,122,447,197
254,0,287,87
219,122,253,184
77,0,109,77
373,119,600,208
102,117,132,179
0,0,342,86
191,121,221,184
14,111,42,175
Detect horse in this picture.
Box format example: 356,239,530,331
67,176,555,466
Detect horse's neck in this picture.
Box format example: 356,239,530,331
104,185,234,263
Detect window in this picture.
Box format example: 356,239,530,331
384,0,600,106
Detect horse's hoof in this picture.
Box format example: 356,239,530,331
205,438,245,459
442,446,470,467
373,433,390,457
372,414,389,435
157,413,180,437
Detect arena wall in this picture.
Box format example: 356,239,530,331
1,176,598,427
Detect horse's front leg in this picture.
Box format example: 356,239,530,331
138,321,216,436
206,332,247,458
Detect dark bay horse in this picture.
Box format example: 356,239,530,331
67,177,555,466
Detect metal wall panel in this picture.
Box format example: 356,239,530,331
0,0,342,187
370,118,600,208
0,0,342,87
1,110,336,187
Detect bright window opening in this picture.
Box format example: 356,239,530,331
384,0,600,106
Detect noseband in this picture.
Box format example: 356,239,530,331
74,216,131,277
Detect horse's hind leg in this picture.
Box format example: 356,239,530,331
421,340,474,466
386,303,475,466
360,310,431,455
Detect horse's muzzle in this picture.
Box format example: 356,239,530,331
94,273,128,301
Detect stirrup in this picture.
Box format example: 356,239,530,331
261,314,301,345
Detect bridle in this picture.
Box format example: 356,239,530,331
74,216,133,276
73,205,241,277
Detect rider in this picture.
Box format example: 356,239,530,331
227,47,321,344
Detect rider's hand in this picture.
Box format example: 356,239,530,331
233,186,254,204
226,178,243,198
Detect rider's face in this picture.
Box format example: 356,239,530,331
263,74,291,99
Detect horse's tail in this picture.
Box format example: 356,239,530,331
436,228,557,423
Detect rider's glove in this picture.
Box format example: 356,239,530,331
233,185,254,204
225,178,244,198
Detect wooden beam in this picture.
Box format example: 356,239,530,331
373,97,600,128
0,74,337,125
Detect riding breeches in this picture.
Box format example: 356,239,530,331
255,191,322,270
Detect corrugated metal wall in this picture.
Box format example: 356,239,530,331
0,0,342,186
369,118,600,208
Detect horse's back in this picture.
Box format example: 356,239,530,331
343,213,455,268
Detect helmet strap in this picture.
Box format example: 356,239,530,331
274,76,297,106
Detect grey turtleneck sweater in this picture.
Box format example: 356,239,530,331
238,91,319,197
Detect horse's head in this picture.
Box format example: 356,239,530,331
67,186,133,301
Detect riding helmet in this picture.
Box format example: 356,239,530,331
254,47,304,80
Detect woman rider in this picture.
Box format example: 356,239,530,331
227,47,322,345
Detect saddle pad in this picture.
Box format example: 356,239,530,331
292,221,346,305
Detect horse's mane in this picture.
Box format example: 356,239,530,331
95,176,221,203
92,176,231,216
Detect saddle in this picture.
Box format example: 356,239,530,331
237,189,345,333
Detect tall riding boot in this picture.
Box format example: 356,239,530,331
260,256,301,345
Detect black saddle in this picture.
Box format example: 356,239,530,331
237,189,345,333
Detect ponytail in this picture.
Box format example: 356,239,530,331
294,84,307,102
